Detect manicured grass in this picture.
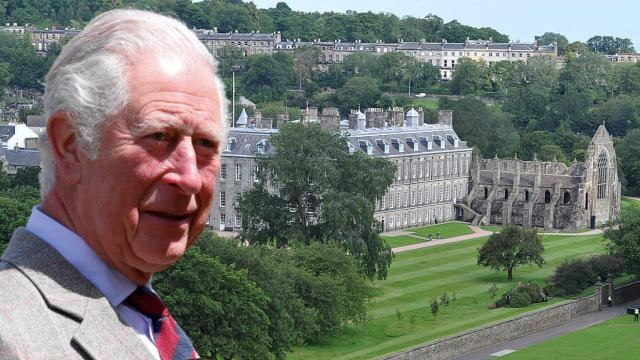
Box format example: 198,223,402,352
382,235,426,248
621,196,640,213
408,222,473,239
503,315,640,359
412,98,439,110
288,233,607,360
481,225,503,233
481,225,593,234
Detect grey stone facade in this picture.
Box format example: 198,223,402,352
459,125,620,229
209,128,277,231
209,109,471,232
349,110,472,231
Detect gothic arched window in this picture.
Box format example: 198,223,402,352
597,152,608,199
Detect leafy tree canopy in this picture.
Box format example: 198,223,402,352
477,225,545,280
236,122,395,280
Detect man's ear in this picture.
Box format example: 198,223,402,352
47,111,83,184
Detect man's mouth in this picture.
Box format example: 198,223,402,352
148,211,191,222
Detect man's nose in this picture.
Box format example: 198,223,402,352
165,138,202,194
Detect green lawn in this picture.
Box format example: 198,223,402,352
503,315,640,359
412,98,439,110
480,225,503,233
621,196,640,213
382,235,426,248
288,233,607,360
408,222,473,239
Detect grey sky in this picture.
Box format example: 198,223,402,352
250,0,639,46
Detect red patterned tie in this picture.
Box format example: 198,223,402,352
126,287,198,360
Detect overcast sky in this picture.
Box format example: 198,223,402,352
249,0,640,46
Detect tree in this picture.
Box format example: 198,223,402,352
616,129,640,195
606,206,640,274
153,246,272,360
237,123,395,280
293,45,320,91
477,225,545,280
0,32,46,89
536,32,569,55
335,76,381,113
430,298,439,319
501,56,558,129
242,53,294,102
0,62,11,91
538,144,568,163
197,231,372,346
196,232,315,354
587,35,634,55
449,57,483,95
451,97,519,158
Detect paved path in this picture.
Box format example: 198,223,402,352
389,225,492,253
387,226,603,254
453,301,634,360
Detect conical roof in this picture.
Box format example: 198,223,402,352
237,108,248,127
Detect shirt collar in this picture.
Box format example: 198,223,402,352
26,206,137,307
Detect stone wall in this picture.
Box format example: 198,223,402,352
614,280,640,304
384,291,601,360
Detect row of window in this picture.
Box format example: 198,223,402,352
219,163,261,182
379,182,466,210
219,213,242,228
404,50,535,58
396,156,469,182
381,206,452,229
220,164,243,181
208,40,270,47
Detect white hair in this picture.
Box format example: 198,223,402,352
39,9,229,197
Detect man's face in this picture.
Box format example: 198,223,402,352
75,56,223,282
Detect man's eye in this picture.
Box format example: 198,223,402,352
196,138,214,148
150,132,167,141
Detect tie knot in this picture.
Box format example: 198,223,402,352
126,287,168,318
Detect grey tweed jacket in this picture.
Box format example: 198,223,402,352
0,227,155,360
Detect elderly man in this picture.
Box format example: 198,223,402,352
0,9,227,360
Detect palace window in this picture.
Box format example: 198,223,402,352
235,164,242,181
220,191,226,207
220,164,227,180
597,152,608,199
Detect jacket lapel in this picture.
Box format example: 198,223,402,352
2,228,154,360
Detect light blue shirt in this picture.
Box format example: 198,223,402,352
26,207,160,360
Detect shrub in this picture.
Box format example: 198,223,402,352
586,255,624,281
546,259,596,296
496,282,546,308
508,291,532,308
